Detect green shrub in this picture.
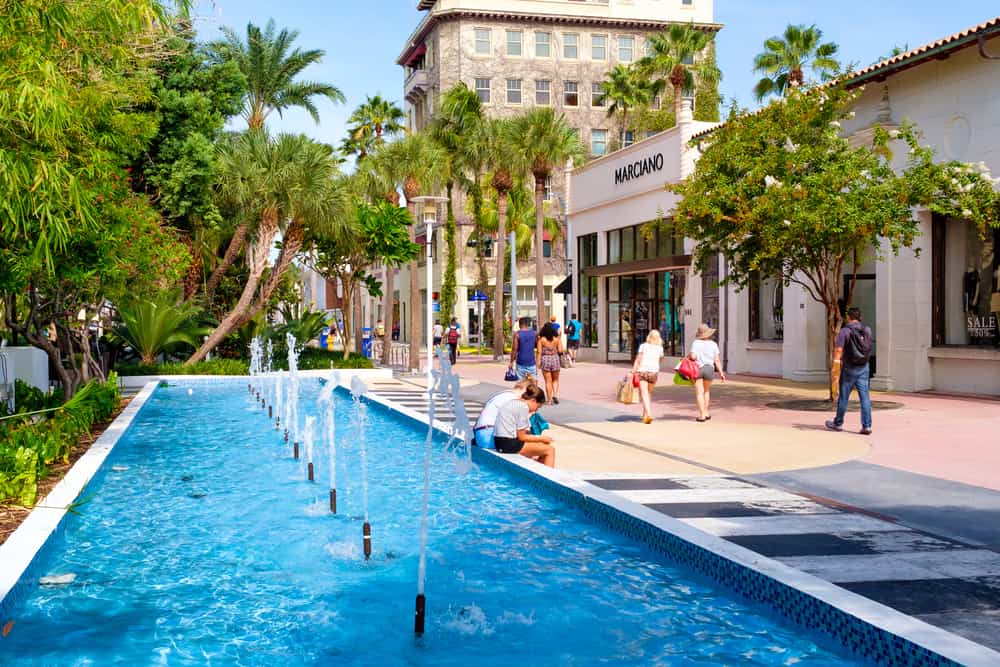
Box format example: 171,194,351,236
115,358,249,376
0,380,64,416
277,348,373,371
0,374,121,506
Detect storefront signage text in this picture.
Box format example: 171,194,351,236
966,314,998,339
614,153,664,186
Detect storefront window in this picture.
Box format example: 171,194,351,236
935,218,999,346
621,227,635,262
749,274,784,341
607,229,620,264
578,233,598,347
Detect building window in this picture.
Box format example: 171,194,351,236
563,81,579,106
474,77,491,103
543,240,552,258
506,78,522,105
535,79,551,105
592,34,607,60
618,36,634,62
563,33,579,59
474,28,491,55
506,30,522,56
543,175,552,201
933,214,1000,346
682,53,695,65
578,233,598,347
535,31,551,57
591,82,605,107
623,130,634,147
749,274,784,341
591,129,607,156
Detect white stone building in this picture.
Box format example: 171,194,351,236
568,16,1000,395
379,0,721,348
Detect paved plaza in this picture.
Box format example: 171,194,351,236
373,355,1000,652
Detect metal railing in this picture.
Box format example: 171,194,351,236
371,340,410,370
0,341,12,413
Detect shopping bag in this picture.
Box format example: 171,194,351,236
559,353,570,369
677,357,700,381
616,376,637,404
631,372,640,388
672,371,694,386
504,366,518,382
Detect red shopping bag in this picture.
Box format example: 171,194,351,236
677,357,700,381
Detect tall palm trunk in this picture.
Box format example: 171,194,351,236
381,266,394,365
205,222,249,300
186,210,278,364
534,174,547,325
620,108,628,149
239,220,305,327
492,190,508,359
670,65,686,127
408,201,421,372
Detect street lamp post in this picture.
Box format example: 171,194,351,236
411,196,448,390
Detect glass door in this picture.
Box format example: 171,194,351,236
631,300,653,359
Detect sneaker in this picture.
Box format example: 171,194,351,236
860,427,872,435
824,420,843,432
552,397,560,405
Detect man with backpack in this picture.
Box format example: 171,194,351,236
826,307,873,435
565,313,583,365
446,321,460,365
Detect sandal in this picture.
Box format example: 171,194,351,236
696,417,707,423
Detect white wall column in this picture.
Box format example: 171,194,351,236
781,280,829,383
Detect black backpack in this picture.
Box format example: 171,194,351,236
566,321,576,336
844,323,873,367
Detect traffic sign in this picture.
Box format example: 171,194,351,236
470,290,488,302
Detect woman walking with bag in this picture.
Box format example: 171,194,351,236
536,322,564,405
689,323,726,422
632,330,665,424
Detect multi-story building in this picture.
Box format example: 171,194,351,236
378,0,721,350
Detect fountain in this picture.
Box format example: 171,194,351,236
304,416,315,482
274,370,283,430
350,376,371,560
317,372,340,513
286,333,301,459
415,346,475,635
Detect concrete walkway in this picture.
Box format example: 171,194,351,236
378,354,1000,652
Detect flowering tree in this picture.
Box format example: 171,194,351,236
664,86,999,398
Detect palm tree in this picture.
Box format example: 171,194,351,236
186,132,342,364
509,107,585,324
380,134,447,371
205,20,345,302
430,83,485,326
347,95,406,146
638,23,720,125
600,64,656,149
752,24,839,101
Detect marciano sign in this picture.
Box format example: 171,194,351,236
614,152,664,186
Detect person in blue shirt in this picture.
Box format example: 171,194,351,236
565,313,583,365
509,317,537,380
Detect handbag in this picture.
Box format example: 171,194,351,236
616,375,638,404
677,357,700,381
504,366,518,382
559,352,570,369
631,372,640,388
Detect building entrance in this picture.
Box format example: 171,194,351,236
607,270,686,362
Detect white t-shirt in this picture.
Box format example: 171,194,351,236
433,324,443,338
475,391,518,430
494,399,530,438
636,343,664,373
690,339,720,367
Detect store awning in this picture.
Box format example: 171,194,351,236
582,254,691,278
553,275,572,294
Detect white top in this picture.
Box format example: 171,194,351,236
475,391,518,430
690,339,720,367
432,324,443,337
635,343,664,373
494,399,530,438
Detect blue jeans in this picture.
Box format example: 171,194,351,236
833,363,872,429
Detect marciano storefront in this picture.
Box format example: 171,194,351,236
568,109,719,363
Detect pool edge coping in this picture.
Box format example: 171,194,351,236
0,380,160,613
361,385,1000,667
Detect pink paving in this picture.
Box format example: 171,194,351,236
447,354,1000,491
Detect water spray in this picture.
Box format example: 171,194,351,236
304,416,315,482
351,376,371,559
318,372,340,514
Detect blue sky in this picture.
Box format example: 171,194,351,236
193,0,995,146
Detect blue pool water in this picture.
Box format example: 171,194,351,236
1,380,862,665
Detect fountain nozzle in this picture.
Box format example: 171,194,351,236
363,522,372,560
329,489,337,513
268,406,272,419
293,441,299,459
284,429,288,443
414,594,426,634
307,461,314,481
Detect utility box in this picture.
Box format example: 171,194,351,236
2,345,49,393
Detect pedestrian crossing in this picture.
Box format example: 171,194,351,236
580,473,1000,651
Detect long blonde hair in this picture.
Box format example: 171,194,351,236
513,374,537,390
645,329,663,346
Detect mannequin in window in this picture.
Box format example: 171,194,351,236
963,265,980,313
992,265,1000,315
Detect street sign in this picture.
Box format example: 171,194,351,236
470,290,488,302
